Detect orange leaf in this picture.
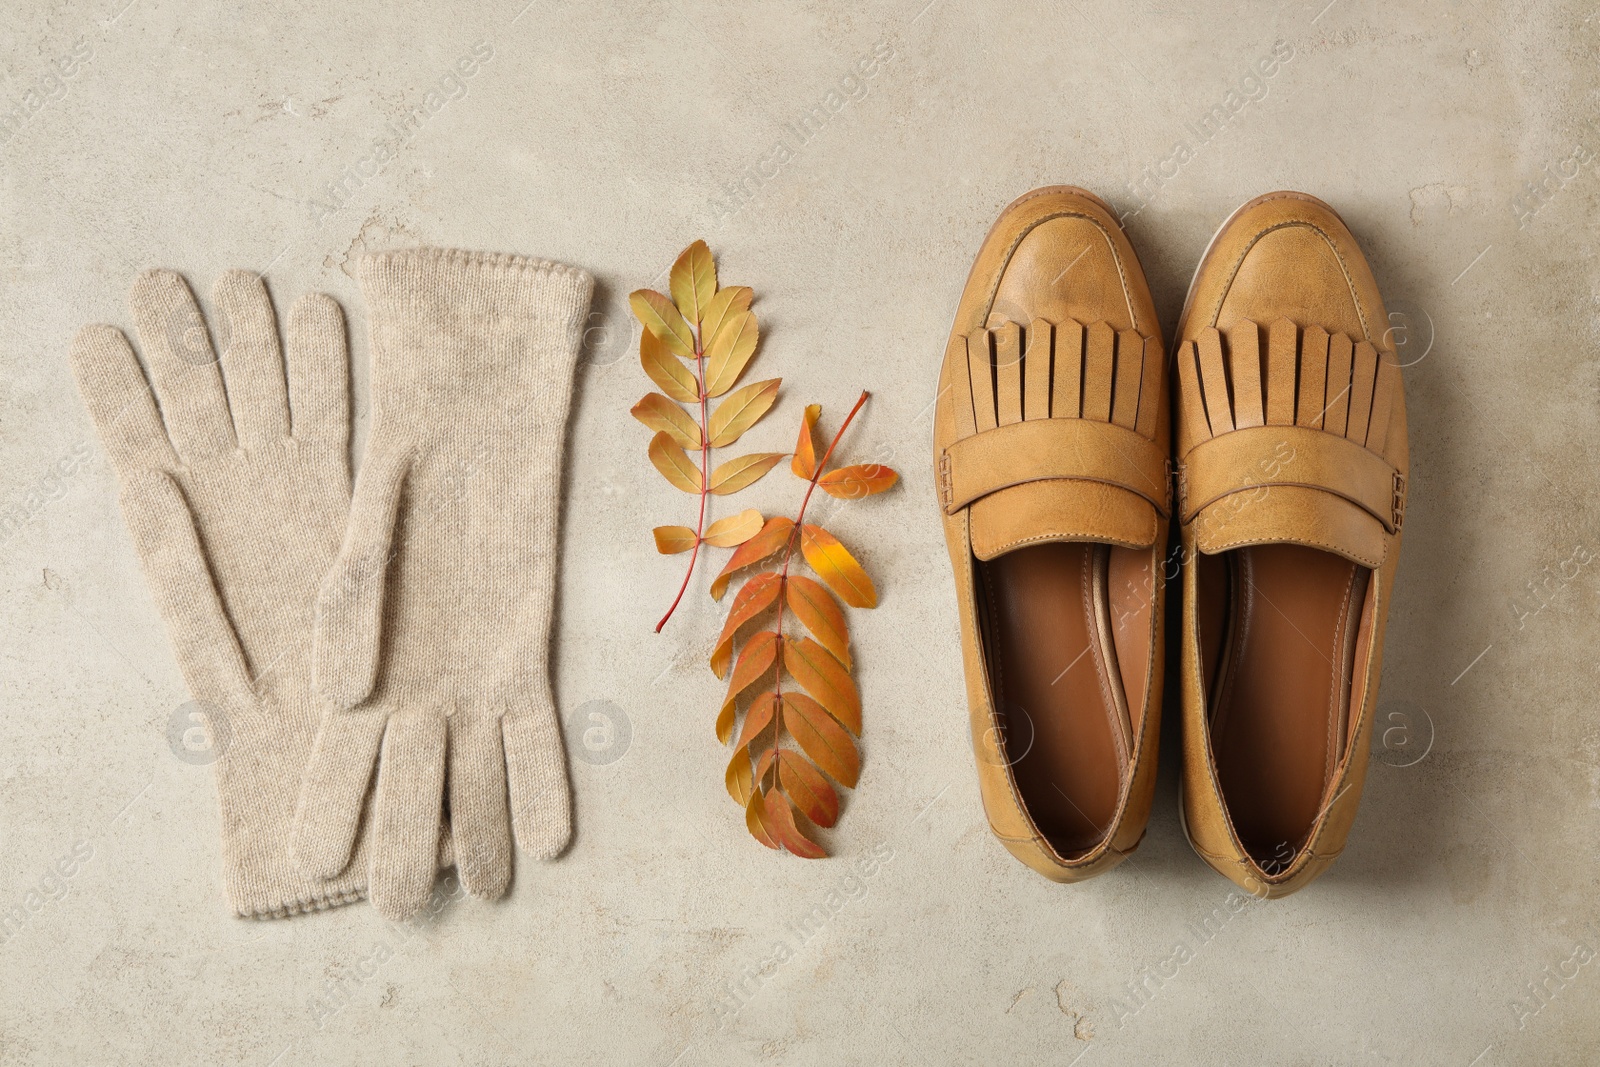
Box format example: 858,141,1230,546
745,788,780,849
791,403,821,479
669,240,717,330
818,463,898,499
737,691,778,748
710,517,794,601
710,573,782,679
784,692,860,785
704,508,763,549
632,393,702,449
783,636,862,733
640,330,699,403
719,630,778,735
652,525,697,554
703,311,759,397
709,452,785,496
765,790,827,858
629,289,695,357
777,749,839,827
726,746,754,804
708,378,780,447
799,524,877,607
648,432,702,493
785,575,850,668
699,285,752,350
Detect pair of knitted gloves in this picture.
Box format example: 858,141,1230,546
71,250,593,920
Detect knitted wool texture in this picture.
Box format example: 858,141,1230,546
71,268,376,917
293,249,593,920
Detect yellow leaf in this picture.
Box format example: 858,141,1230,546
631,393,702,449
652,525,697,554
817,463,898,499
699,285,752,346
669,240,717,331
640,330,699,403
703,311,759,397
647,431,702,493
704,508,763,548
799,524,877,607
745,786,780,849
791,403,821,479
726,747,755,805
629,289,695,357
710,516,794,601
708,378,780,447
709,452,785,496
785,574,850,668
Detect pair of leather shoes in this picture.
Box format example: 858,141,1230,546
933,187,1406,897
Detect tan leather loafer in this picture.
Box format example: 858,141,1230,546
1174,192,1408,897
934,187,1170,881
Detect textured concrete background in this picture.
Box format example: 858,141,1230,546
2,0,1599,1063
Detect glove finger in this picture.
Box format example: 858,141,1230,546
286,292,350,452
291,706,385,880
70,323,179,477
119,470,254,707
129,269,235,459
502,704,572,860
368,709,446,921
313,445,410,710
447,711,512,900
212,270,290,448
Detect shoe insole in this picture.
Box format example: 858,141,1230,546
1210,544,1368,866
978,543,1130,856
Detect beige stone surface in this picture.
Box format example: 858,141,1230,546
3,0,1599,1062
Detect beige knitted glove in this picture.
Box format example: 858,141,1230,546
71,268,372,917
292,249,593,920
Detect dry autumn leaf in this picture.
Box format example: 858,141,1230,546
765,791,826,858
791,403,821,479
640,330,699,404
818,463,899,499
710,516,795,601
653,525,698,555
703,508,764,548
699,285,752,350
703,311,760,397
632,393,702,450
785,575,850,668
629,289,694,357
708,378,781,448
784,635,862,732
727,747,755,805
745,788,779,849
800,524,877,608
648,432,702,494
711,572,782,679
709,452,786,496
719,630,778,739
784,692,860,785
669,239,717,330
777,749,839,827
